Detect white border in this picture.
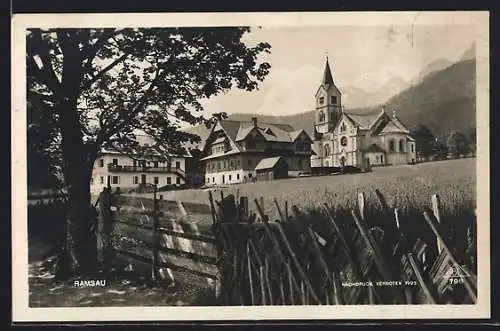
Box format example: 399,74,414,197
12,11,490,322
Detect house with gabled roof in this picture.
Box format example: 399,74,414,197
311,57,416,168
201,117,313,186
90,133,191,194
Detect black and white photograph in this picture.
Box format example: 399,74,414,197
12,11,490,322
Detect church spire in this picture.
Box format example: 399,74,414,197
322,55,334,86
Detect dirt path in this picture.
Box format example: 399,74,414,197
29,258,215,307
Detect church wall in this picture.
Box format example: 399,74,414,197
386,152,408,165
407,141,417,164
365,152,385,166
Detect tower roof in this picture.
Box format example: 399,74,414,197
322,57,334,86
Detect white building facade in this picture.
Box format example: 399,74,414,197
90,135,189,195
311,58,416,168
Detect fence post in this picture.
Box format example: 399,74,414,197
152,184,159,281
97,187,112,265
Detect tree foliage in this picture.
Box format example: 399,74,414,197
27,27,271,277
409,124,436,160
446,131,471,158
27,27,271,164
467,128,476,155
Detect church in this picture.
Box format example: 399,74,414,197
311,58,417,169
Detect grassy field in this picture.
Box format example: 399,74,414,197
128,158,476,221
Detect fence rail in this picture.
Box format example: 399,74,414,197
97,186,216,289
209,189,477,305
96,184,477,305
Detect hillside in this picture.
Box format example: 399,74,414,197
384,59,476,137
229,58,476,138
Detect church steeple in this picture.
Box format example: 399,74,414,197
322,56,334,86
314,55,342,135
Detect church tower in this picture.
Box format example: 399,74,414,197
314,57,342,134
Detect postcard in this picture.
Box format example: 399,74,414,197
12,11,490,322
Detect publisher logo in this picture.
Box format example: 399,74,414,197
447,265,470,286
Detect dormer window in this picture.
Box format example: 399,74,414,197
319,97,324,105
265,128,275,136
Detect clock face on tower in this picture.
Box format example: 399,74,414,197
340,136,347,146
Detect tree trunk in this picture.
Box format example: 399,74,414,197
55,147,97,279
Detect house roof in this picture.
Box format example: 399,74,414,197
380,119,409,134
218,119,308,143
344,109,384,129
365,144,386,153
180,124,213,151
255,156,284,171
200,148,240,161
391,116,410,133
101,134,191,158
311,144,321,156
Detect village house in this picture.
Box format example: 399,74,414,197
311,58,417,168
201,118,313,186
90,134,192,195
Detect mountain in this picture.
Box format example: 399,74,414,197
384,58,476,137
341,76,408,109
410,58,453,86
340,86,376,109
229,58,476,139
461,42,476,61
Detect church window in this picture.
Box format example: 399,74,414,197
324,144,331,157
389,140,395,152
340,136,347,147
331,96,337,104
319,111,325,123
399,139,405,152
341,123,346,132
411,144,414,153
319,97,324,105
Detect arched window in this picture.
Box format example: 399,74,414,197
324,144,331,157
399,139,405,152
319,111,325,123
389,139,395,152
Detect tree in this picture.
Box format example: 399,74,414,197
432,138,448,160
467,128,476,156
409,124,436,161
27,28,271,278
446,131,471,158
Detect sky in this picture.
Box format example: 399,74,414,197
199,24,476,117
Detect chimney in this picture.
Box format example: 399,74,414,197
251,117,258,127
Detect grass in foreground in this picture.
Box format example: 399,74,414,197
29,256,215,307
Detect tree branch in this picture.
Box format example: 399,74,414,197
29,30,62,93
81,28,122,72
81,52,130,90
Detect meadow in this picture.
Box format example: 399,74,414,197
132,158,476,220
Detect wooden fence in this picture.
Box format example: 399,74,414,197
97,187,217,289
209,189,477,305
